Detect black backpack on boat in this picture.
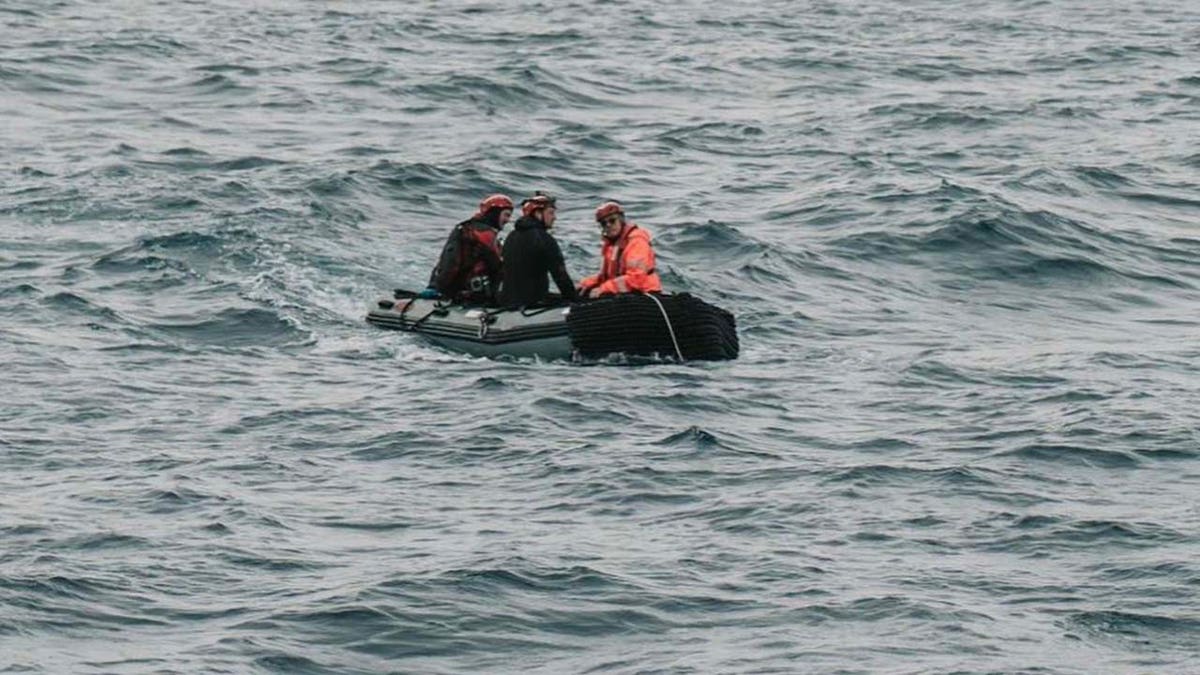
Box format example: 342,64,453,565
430,222,470,295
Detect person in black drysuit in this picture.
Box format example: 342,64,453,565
497,191,577,307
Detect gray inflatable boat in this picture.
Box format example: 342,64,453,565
367,294,574,360
367,290,739,362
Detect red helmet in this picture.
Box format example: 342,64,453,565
521,191,557,217
477,193,514,215
594,201,624,222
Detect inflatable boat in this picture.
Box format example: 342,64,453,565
366,290,738,362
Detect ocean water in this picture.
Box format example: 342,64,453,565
3,1,1200,673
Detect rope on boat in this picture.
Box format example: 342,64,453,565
645,292,685,362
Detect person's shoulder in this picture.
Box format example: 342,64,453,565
629,223,652,241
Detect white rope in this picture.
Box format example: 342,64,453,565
645,293,684,362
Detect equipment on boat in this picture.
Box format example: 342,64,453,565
366,290,738,362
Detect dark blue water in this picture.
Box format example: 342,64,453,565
3,1,1200,672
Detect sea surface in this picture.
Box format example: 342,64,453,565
3,1,1200,673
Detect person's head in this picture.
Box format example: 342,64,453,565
477,193,514,229
594,201,626,241
521,191,557,227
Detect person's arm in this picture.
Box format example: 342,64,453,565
477,232,503,283
546,235,577,301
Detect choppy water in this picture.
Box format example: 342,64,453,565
3,1,1200,673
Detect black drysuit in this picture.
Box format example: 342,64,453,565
498,215,576,307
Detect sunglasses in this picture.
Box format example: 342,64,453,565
597,215,622,227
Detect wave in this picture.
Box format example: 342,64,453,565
646,121,788,158
89,231,225,286
823,463,998,488
825,186,1197,291
892,60,1022,82
0,282,41,299
181,73,255,97
137,486,228,514
0,5,38,17
403,70,605,113
543,123,622,152
1121,189,1200,209
1072,165,1136,188
194,63,261,76
81,34,191,58
355,159,458,190
0,62,88,94
970,514,1189,558
656,220,765,260
60,225,323,349
313,57,392,86
1093,560,1198,582
1027,41,1181,73
239,561,679,651
93,229,272,279
216,546,328,572
43,290,125,322
901,359,1067,388
651,425,775,458
1065,610,1200,653
439,563,627,595
56,532,153,551
996,443,1141,468
865,102,1007,129
149,307,309,349
17,165,54,178
0,573,116,601
135,148,288,174
781,594,988,625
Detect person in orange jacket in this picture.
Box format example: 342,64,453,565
578,201,663,298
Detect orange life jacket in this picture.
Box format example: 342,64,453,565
579,223,662,296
